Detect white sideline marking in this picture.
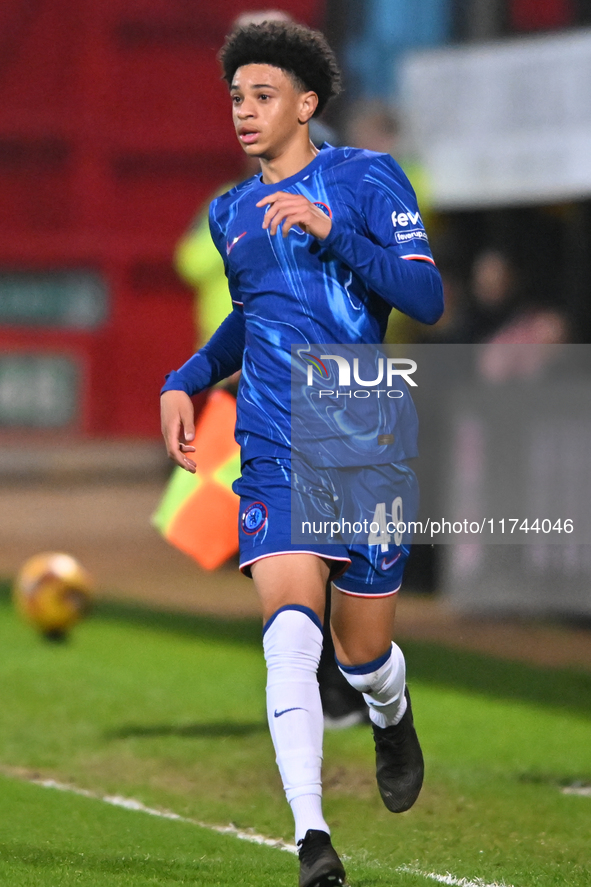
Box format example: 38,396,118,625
561,785,591,797
398,866,515,887
9,771,516,887
33,778,297,854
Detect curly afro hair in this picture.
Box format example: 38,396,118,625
218,20,342,117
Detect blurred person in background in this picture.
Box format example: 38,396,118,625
465,246,572,348
466,247,523,343
478,304,571,381
472,248,572,381
424,242,572,378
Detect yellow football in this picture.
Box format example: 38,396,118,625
13,552,93,640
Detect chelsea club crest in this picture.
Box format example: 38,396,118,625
242,501,268,535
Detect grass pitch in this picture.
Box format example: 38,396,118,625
0,583,590,886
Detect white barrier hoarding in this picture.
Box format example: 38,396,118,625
401,29,591,208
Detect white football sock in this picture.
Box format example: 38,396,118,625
337,642,407,729
263,605,329,843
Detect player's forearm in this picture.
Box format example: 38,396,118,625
161,308,245,396
322,226,444,325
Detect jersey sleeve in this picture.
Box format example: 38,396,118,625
321,155,443,325
362,155,436,262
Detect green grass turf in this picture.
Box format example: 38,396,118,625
0,581,590,886
0,773,299,886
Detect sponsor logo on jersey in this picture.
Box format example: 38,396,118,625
242,501,268,535
395,229,429,244
391,210,423,228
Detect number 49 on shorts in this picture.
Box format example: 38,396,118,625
368,497,404,550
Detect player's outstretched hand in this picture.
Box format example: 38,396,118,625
256,192,332,240
160,390,197,473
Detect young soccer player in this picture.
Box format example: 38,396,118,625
161,21,443,887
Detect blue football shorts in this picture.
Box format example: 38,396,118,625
233,455,419,597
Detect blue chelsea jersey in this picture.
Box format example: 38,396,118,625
205,144,442,467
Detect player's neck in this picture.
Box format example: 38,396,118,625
259,133,319,184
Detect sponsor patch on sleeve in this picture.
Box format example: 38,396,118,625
395,229,429,244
